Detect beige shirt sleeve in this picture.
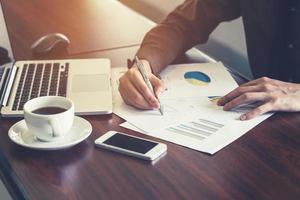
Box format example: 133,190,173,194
136,0,241,75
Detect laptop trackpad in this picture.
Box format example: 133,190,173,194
72,74,109,92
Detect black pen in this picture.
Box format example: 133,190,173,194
135,56,164,115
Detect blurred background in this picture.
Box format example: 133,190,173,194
120,0,253,79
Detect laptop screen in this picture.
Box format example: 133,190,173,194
0,2,14,66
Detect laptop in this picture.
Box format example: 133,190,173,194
0,4,112,117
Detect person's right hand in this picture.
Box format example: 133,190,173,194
118,59,165,109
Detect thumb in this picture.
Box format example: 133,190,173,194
149,74,166,97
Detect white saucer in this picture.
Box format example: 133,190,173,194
8,116,92,150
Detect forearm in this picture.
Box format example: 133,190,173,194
136,0,241,74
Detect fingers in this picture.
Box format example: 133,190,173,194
149,74,166,97
130,71,160,108
222,92,268,111
218,78,282,106
118,65,164,109
240,102,273,120
119,76,152,109
218,85,261,106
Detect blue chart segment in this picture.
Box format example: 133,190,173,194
184,71,211,86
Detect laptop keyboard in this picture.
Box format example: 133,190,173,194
12,62,69,111
0,67,6,100
0,67,4,82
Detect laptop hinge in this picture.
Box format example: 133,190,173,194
2,64,17,107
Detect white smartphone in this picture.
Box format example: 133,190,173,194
94,131,167,161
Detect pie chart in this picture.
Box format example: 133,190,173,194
184,71,211,86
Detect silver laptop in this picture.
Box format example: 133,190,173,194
0,4,112,117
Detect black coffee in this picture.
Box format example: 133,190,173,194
32,107,67,115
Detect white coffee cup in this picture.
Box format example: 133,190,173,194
24,96,74,142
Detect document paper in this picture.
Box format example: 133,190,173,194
112,63,272,154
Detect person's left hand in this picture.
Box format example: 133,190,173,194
217,77,300,120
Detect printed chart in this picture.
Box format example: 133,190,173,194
112,63,272,154
166,118,224,140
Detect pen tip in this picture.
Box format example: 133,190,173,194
159,107,164,116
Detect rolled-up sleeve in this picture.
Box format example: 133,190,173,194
136,0,241,74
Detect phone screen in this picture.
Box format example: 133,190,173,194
103,133,158,154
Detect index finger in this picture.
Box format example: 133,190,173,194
240,102,273,120
218,85,260,106
130,70,160,108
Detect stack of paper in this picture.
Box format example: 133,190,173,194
112,62,272,154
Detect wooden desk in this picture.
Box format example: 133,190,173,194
0,1,299,200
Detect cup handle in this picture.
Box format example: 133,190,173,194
48,119,61,137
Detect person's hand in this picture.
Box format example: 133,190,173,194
217,77,300,120
118,59,165,109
